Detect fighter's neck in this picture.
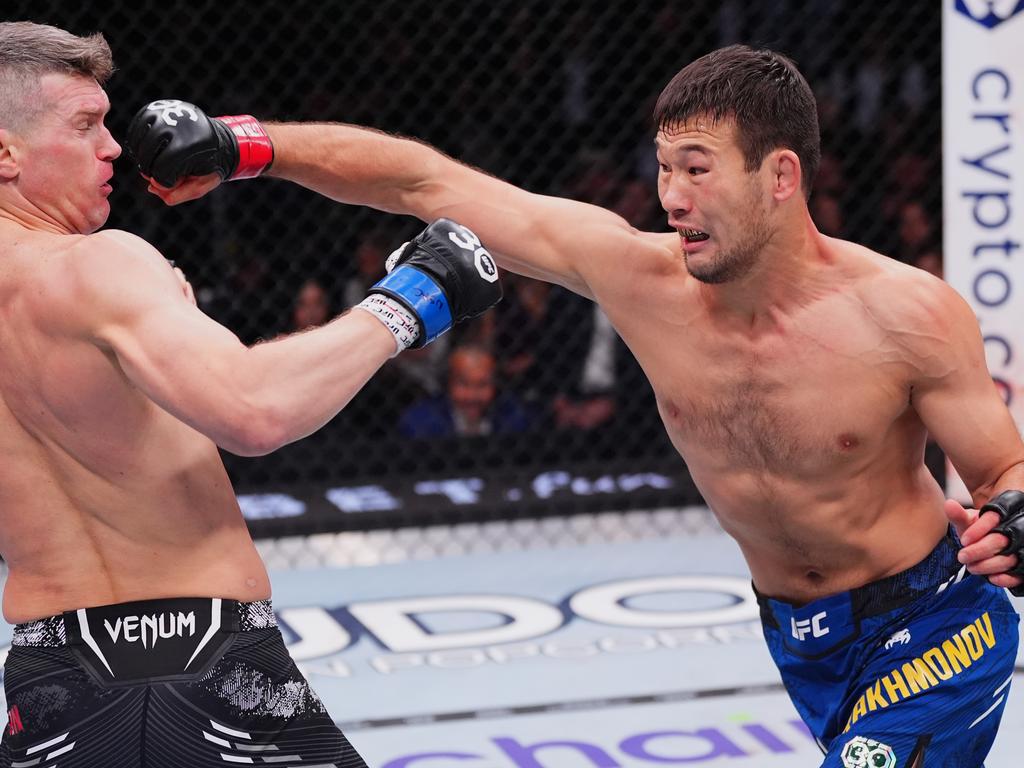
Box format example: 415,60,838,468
0,199,79,236
697,220,832,330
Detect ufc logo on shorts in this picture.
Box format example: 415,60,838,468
146,99,200,126
791,611,830,641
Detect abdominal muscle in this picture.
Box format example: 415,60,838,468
689,457,950,604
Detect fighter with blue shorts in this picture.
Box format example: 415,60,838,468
760,521,1021,766
126,43,1024,768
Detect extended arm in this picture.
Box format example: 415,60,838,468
70,231,394,455
263,123,616,294
126,101,660,299
65,222,500,456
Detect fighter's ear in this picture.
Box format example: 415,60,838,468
770,149,801,202
0,129,20,181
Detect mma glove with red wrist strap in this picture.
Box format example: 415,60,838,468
980,489,1024,597
126,99,273,187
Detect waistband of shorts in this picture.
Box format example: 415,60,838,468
11,597,276,648
755,526,964,624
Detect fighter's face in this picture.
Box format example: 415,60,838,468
449,353,496,423
12,73,121,234
656,117,773,284
292,280,330,330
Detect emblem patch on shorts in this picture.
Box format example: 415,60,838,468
841,736,896,768
6,705,24,736
884,628,911,649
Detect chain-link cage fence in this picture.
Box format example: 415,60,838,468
6,1,943,533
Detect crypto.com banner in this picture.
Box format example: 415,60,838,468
943,1,1024,467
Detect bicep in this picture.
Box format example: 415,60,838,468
417,161,643,299
911,292,1024,499
915,367,1021,496
68,233,254,443
97,298,251,435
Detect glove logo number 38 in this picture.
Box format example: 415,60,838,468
448,226,499,284
145,99,201,127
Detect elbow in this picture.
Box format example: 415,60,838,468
968,459,1024,506
223,405,290,457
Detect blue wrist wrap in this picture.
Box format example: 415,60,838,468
371,266,453,345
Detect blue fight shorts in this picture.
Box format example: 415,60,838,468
756,528,1019,768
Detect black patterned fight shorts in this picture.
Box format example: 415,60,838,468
1,597,368,767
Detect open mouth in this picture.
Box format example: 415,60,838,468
680,228,709,243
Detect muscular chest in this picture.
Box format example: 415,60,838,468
623,309,911,474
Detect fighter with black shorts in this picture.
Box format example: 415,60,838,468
0,22,500,767
4,599,367,767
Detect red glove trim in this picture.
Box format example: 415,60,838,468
218,115,274,180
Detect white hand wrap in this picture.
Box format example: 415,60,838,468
355,294,421,356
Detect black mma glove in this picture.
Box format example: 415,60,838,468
356,219,502,355
126,99,273,187
980,489,1024,597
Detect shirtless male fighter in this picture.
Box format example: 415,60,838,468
0,21,500,768
131,44,1024,767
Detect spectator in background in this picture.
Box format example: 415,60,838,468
551,303,619,432
894,199,938,266
911,250,943,280
882,154,934,224
339,225,451,433
810,192,844,237
546,175,662,432
288,277,331,331
399,344,534,438
612,177,662,231
495,274,630,435
496,275,557,404
341,227,389,308
491,161,656,436
204,247,277,345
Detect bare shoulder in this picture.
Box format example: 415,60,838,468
68,228,167,272
842,241,976,373
38,230,176,334
560,222,681,303
62,229,173,294
852,246,969,330
592,228,680,277
639,230,684,263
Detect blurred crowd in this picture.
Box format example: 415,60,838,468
80,0,942,480
191,30,943,449
200,216,660,449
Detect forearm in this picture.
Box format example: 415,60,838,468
261,121,598,293
238,310,395,454
972,459,1024,506
264,122,445,219
128,107,600,293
